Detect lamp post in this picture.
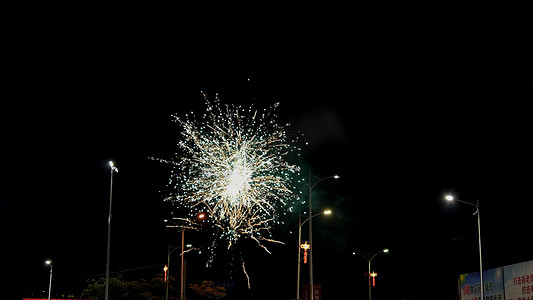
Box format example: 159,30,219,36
166,213,205,300
45,260,53,300
105,161,118,300
445,194,484,300
307,172,339,300
163,241,182,300
296,209,332,300
352,249,389,300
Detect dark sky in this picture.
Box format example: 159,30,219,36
2,8,532,300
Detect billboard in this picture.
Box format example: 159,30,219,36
459,267,504,300
503,260,533,300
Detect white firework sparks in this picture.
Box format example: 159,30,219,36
166,93,301,253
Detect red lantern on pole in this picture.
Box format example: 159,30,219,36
370,271,377,287
301,241,311,264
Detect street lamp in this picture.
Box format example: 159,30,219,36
445,194,484,300
308,173,339,299
105,160,118,300
352,249,389,300
166,213,206,300
296,209,332,300
45,260,53,300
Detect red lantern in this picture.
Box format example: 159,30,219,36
301,241,311,264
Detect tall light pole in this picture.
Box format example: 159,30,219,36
445,194,484,300
308,173,339,300
296,209,332,300
105,161,118,300
166,213,206,300
45,260,53,300
353,249,389,300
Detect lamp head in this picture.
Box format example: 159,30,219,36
45,260,52,265
323,210,332,215
445,195,454,201
333,175,340,179
383,248,389,253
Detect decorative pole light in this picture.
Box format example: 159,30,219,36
353,248,389,300
164,265,168,282
301,241,311,264
370,271,377,286
296,207,334,300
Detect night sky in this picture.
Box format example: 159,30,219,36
2,8,532,300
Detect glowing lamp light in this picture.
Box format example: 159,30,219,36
383,248,389,253
324,210,332,215
45,260,52,265
333,175,340,179
163,265,168,282
445,195,454,201
198,213,206,219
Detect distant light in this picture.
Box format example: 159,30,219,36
333,175,340,179
45,260,52,265
445,195,454,201
383,249,389,253
324,210,332,215
163,219,168,222
109,161,114,167
198,213,206,219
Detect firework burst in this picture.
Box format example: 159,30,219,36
163,93,301,255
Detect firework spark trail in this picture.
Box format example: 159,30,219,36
165,94,301,257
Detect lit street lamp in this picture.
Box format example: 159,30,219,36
353,249,389,300
296,209,332,300
307,173,339,299
105,160,118,300
45,260,53,300
445,194,484,300
166,213,206,300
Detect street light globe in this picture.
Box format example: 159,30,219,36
45,260,52,265
383,249,389,253
324,210,332,215
445,195,454,201
333,175,340,179
109,161,114,167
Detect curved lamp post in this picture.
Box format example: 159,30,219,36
445,194,484,300
353,249,389,300
165,213,206,300
45,260,53,300
105,161,118,300
296,209,332,300
307,173,339,300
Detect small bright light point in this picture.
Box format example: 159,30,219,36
445,195,454,201
324,210,332,215
333,175,340,179
109,161,114,167
45,260,51,265
383,249,389,253
198,213,206,219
